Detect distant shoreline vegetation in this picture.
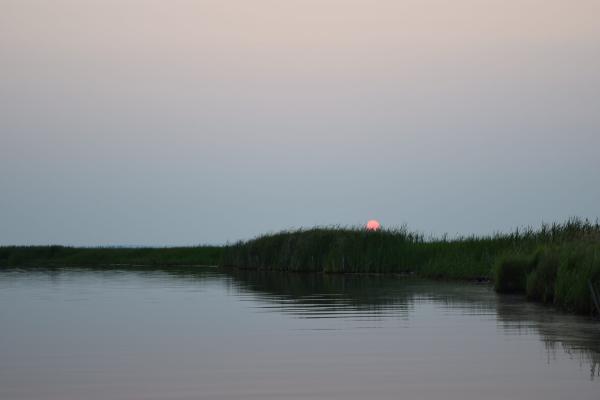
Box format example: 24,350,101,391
0,246,222,269
1,219,599,315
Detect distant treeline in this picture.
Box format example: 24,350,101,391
0,246,222,268
221,219,600,315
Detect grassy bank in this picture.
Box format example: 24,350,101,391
0,245,222,268
494,241,600,314
221,220,600,314
2,220,599,315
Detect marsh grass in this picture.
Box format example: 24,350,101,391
493,241,600,314
222,219,600,314
525,251,559,303
3,219,599,315
222,219,598,274
494,252,539,293
0,245,222,268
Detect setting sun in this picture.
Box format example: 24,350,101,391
366,220,381,231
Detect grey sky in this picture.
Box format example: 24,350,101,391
1,0,599,245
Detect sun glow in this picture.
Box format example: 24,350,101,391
366,220,381,231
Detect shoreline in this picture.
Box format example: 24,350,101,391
2,219,599,316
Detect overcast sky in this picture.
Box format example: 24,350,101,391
1,0,599,246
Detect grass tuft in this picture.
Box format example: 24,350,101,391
494,252,538,293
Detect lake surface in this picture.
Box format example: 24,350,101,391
1,267,599,400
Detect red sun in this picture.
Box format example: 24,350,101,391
366,220,381,231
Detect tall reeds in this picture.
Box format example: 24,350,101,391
222,219,600,314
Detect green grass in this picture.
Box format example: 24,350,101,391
0,245,222,268
3,219,599,315
493,252,539,293
221,219,599,276
494,241,600,314
221,219,600,314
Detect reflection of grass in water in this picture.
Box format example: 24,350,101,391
548,341,600,381
495,299,600,380
6,265,597,378
224,268,422,313
228,269,600,379
225,269,499,316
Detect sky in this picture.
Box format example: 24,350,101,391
1,0,599,246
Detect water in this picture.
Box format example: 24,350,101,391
0,267,599,400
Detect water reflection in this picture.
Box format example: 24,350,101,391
495,297,600,379
8,266,596,367
1,266,599,399
217,268,599,376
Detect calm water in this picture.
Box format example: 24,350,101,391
1,268,599,400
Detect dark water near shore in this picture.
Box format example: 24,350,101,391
1,267,599,400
